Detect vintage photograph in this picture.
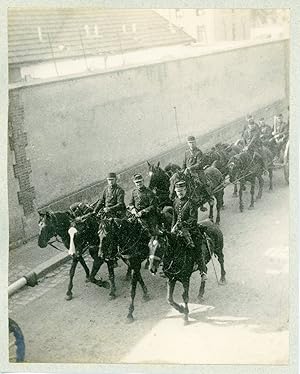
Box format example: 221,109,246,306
6,6,291,366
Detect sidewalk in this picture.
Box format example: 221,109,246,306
8,237,69,285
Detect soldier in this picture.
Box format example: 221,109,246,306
128,174,158,235
94,172,126,218
271,114,289,160
258,117,273,147
171,180,207,280
243,115,268,172
183,135,211,212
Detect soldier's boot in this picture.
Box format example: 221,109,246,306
183,229,195,249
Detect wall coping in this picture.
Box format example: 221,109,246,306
8,37,289,91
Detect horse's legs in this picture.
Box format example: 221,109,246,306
217,251,226,283
136,268,150,301
144,258,150,270
268,168,273,190
125,265,132,281
239,182,244,212
107,261,116,299
198,276,206,301
215,193,222,225
167,279,185,314
127,266,139,322
182,279,190,323
78,255,90,281
233,182,238,197
256,175,264,200
208,200,214,222
66,257,79,301
249,180,255,208
90,256,109,288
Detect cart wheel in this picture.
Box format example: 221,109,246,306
9,318,25,362
283,141,289,185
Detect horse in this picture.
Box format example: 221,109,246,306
38,210,110,301
169,166,224,224
228,147,274,212
98,216,151,321
206,142,244,197
148,219,226,323
67,212,136,300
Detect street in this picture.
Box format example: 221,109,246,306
9,169,289,365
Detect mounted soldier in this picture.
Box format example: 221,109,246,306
128,173,158,235
171,180,208,281
182,135,212,212
94,172,126,219
242,114,268,172
271,114,289,159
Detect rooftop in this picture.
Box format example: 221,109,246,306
8,8,194,65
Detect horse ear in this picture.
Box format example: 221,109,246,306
157,161,160,168
38,211,44,217
147,161,151,167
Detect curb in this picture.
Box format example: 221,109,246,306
8,252,71,298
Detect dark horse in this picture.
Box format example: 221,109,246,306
169,165,224,224
148,220,226,323
205,142,243,198
228,147,274,212
98,217,151,321
38,211,110,301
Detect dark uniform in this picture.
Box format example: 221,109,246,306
171,185,207,276
128,180,158,234
183,136,211,205
94,185,126,218
243,123,268,170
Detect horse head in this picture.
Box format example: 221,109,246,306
228,155,241,183
38,211,59,248
98,218,120,258
148,230,169,275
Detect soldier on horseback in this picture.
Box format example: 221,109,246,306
171,180,208,281
243,114,268,172
94,172,126,219
271,114,289,160
183,135,212,212
128,173,158,235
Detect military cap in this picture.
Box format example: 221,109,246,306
175,180,186,189
133,173,143,182
107,172,116,179
187,136,196,142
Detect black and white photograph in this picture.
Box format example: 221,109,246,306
1,3,298,371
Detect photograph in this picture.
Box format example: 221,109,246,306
2,4,296,370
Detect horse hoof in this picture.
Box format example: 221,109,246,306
127,315,134,323
184,316,189,325
239,207,244,213
143,294,151,302
65,294,72,301
85,277,90,283
219,278,226,285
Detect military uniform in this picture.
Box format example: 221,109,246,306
128,180,158,233
94,185,126,218
171,189,207,276
243,123,268,170
183,136,211,207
